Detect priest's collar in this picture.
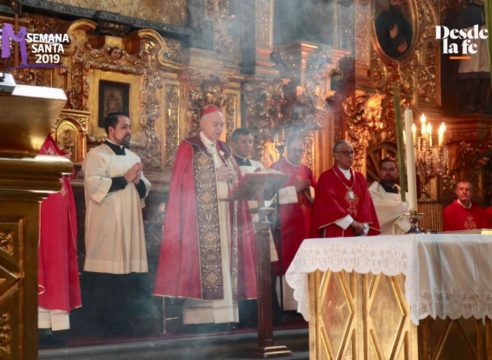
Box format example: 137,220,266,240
104,139,126,155
379,181,400,194
457,199,472,209
234,153,252,166
200,131,216,149
337,165,352,180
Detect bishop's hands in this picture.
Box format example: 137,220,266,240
124,162,144,184
295,177,311,192
350,220,364,236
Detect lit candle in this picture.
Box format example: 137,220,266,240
405,109,418,211
438,122,446,146
411,123,417,144
426,123,432,146
420,114,427,137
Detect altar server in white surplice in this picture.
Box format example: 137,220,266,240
368,157,410,235
82,112,151,337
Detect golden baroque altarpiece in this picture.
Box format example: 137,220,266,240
2,0,491,200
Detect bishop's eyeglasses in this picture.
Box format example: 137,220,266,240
334,150,354,156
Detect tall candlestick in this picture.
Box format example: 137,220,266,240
393,85,407,202
404,109,418,211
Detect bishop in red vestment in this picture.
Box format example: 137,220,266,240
154,105,256,324
312,140,380,237
443,180,491,231
38,135,81,330
271,136,315,275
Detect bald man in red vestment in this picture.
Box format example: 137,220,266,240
271,136,316,275
312,140,380,237
154,105,256,326
443,180,491,231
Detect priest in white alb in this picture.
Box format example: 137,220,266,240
82,112,151,336
368,157,410,234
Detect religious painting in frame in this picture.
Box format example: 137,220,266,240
88,71,141,141
97,80,130,128
371,0,419,62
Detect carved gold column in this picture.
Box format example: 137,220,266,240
0,87,71,360
254,0,277,77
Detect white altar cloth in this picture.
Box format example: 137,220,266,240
285,234,492,325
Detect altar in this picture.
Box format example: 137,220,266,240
285,233,492,359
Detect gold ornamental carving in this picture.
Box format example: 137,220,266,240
355,0,371,72
0,232,13,257
53,109,90,164
304,134,315,174
49,0,187,26
164,84,181,168
224,92,240,142
367,0,439,144
206,0,239,59
242,79,285,141
255,0,274,49
64,20,183,169
343,93,385,173
242,79,285,155
187,72,227,137
0,313,11,356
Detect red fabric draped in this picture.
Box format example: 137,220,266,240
154,136,256,300
311,166,380,237
270,158,315,274
38,135,81,312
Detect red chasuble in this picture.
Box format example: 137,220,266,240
38,135,81,312
154,135,256,300
487,207,492,226
443,200,491,231
270,157,315,274
311,166,380,237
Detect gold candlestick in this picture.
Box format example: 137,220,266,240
407,210,424,233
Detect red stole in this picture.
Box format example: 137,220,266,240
154,135,256,300
443,200,491,231
270,157,315,274
311,166,380,237
38,135,81,312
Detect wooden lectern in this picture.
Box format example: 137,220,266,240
234,172,292,358
0,84,71,360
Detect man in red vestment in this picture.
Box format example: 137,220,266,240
443,180,491,231
271,136,316,275
154,105,256,326
312,140,380,237
38,135,81,332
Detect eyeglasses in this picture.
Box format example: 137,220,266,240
335,150,354,156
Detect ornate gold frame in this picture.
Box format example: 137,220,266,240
89,71,142,139
53,109,90,164
370,0,420,64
